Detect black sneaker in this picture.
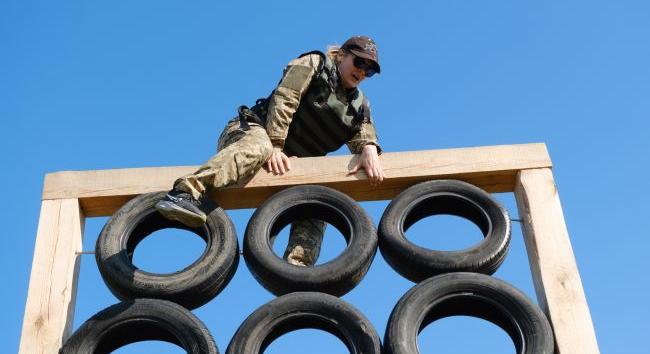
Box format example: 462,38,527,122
155,189,207,227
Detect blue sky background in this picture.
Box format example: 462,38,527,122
2,0,649,352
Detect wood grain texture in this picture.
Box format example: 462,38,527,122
43,143,551,216
515,168,599,354
19,199,84,354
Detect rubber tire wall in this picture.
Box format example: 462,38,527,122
243,185,377,296
226,292,381,353
95,191,239,309
379,179,511,282
384,272,554,354
60,299,219,353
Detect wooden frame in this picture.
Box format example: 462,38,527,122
19,143,599,353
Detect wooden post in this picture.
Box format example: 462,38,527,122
515,168,599,354
19,199,85,354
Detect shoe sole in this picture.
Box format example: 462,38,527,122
155,201,207,228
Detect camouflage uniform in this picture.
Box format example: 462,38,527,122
265,53,381,155
174,118,273,200
174,52,381,266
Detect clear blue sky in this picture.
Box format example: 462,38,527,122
2,0,648,352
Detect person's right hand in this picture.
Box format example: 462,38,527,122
266,147,292,175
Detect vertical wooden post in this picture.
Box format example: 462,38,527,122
19,199,85,354
515,168,599,354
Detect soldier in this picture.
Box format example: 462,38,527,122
156,35,385,266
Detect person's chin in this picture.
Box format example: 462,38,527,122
344,79,358,89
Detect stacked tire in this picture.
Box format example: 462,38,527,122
60,299,218,353
61,192,238,353
62,186,382,353
378,180,554,354
242,185,378,296
62,180,554,353
235,185,382,353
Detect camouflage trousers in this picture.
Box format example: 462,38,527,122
174,117,325,266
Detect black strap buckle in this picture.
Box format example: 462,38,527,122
237,105,253,131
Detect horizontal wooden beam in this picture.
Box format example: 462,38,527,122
43,143,551,217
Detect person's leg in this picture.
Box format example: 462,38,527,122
176,120,273,198
283,219,327,266
157,119,273,226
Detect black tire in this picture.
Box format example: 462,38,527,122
379,179,511,282
226,292,381,353
96,191,239,309
243,185,377,296
60,298,219,353
384,273,554,354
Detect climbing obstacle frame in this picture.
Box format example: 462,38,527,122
19,143,599,353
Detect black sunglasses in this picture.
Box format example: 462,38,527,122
344,49,377,78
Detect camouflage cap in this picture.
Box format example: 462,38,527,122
341,35,381,74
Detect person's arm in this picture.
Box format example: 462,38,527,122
266,54,320,149
265,54,321,174
346,103,386,185
346,121,382,155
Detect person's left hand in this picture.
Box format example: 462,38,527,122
266,147,292,175
347,144,385,186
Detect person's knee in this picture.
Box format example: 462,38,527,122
231,128,273,177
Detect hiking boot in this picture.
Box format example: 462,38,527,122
287,257,308,267
285,246,310,267
155,188,207,228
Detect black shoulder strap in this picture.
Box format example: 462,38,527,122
298,50,327,73
249,51,328,126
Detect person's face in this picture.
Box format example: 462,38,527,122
337,51,373,89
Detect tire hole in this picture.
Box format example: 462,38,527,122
404,214,484,251
271,221,347,266
418,316,515,353
131,228,206,274
112,340,186,353
264,328,348,354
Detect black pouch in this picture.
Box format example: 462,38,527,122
237,96,270,130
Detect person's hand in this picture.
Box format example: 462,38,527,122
266,146,292,175
347,144,385,186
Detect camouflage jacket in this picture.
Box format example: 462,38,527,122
265,53,382,155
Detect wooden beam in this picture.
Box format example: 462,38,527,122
19,199,85,354
514,168,599,354
43,143,551,216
